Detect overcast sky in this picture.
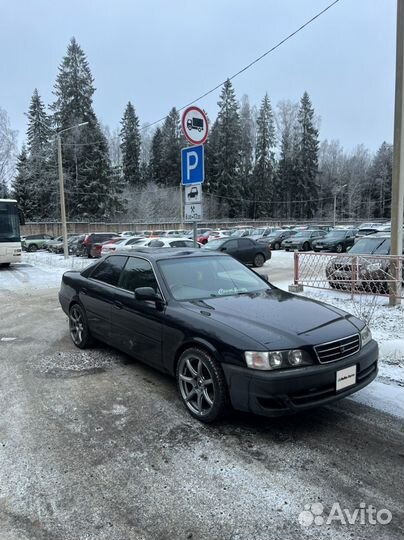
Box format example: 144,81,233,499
0,0,397,152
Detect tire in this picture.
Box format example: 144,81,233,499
1,262,11,267
303,242,310,251
28,244,38,252
336,243,343,253
273,242,280,250
176,347,229,423
69,303,94,349
253,253,265,267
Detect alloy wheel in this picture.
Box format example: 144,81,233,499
178,353,215,417
69,305,85,346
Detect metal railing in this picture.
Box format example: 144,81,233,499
293,252,404,300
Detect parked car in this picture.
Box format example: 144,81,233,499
355,227,384,241
90,237,123,258
49,235,81,254
257,230,297,250
325,234,404,292
101,236,145,256
282,230,327,251
249,227,279,241
69,235,86,256
146,237,199,248
120,230,136,237
202,237,270,267
230,227,256,238
22,234,54,252
59,249,378,423
312,229,358,253
78,232,120,258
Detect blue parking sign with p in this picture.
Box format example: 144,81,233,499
181,145,204,185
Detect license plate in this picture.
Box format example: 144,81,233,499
336,365,357,391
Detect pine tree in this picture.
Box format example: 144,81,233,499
150,127,164,185
277,100,299,220
160,107,184,187
215,79,242,217
52,38,120,219
25,89,56,218
366,142,393,219
296,92,319,218
120,102,141,186
253,93,276,218
12,146,31,217
239,95,255,216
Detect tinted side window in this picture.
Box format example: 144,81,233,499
90,255,127,286
224,239,238,250
118,257,160,293
238,238,253,248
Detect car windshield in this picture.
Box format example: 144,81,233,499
202,239,227,250
158,256,269,301
349,237,389,254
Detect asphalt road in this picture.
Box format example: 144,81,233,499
0,266,403,540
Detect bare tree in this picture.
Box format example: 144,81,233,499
0,107,18,195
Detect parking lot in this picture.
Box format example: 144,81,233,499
0,252,403,540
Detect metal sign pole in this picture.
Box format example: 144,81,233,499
193,221,197,247
179,182,184,229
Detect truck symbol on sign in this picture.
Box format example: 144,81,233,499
187,186,199,199
187,117,204,132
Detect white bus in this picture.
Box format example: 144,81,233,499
0,199,23,267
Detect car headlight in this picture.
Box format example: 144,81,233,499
360,326,372,347
245,350,313,370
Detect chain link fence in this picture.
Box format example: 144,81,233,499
293,252,404,300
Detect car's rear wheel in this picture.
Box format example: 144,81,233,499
176,348,229,423
28,244,38,252
69,304,94,349
253,253,265,267
273,241,280,250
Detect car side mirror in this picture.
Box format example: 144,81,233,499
221,247,227,251
135,287,160,302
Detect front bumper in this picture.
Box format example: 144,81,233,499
222,340,378,417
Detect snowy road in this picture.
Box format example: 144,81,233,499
0,253,403,539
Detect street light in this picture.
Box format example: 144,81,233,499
57,122,88,258
333,184,347,228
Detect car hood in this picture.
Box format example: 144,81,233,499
182,288,362,349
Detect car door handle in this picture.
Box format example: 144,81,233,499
113,300,123,310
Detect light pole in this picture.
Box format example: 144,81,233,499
333,184,347,228
57,122,88,258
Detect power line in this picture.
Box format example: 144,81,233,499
142,0,341,130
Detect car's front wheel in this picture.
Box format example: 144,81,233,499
336,243,343,253
176,348,229,423
273,241,280,250
253,253,265,267
69,304,94,349
28,244,38,252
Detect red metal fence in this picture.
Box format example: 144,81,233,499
293,252,404,300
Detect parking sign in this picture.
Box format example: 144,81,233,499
181,145,204,185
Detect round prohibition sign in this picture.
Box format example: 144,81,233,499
181,106,209,145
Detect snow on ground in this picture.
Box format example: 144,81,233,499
2,249,403,418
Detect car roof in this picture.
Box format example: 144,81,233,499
115,248,227,261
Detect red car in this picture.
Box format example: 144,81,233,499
90,237,122,258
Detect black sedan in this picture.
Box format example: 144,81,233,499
202,237,270,267
312,229,357,253
59,250,378,423
257,229,297,250
282,230,327,251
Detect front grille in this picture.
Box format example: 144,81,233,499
314,334,360,363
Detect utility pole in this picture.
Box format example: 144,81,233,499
56,122,89,259
57,134,69,259
390,0,404,306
